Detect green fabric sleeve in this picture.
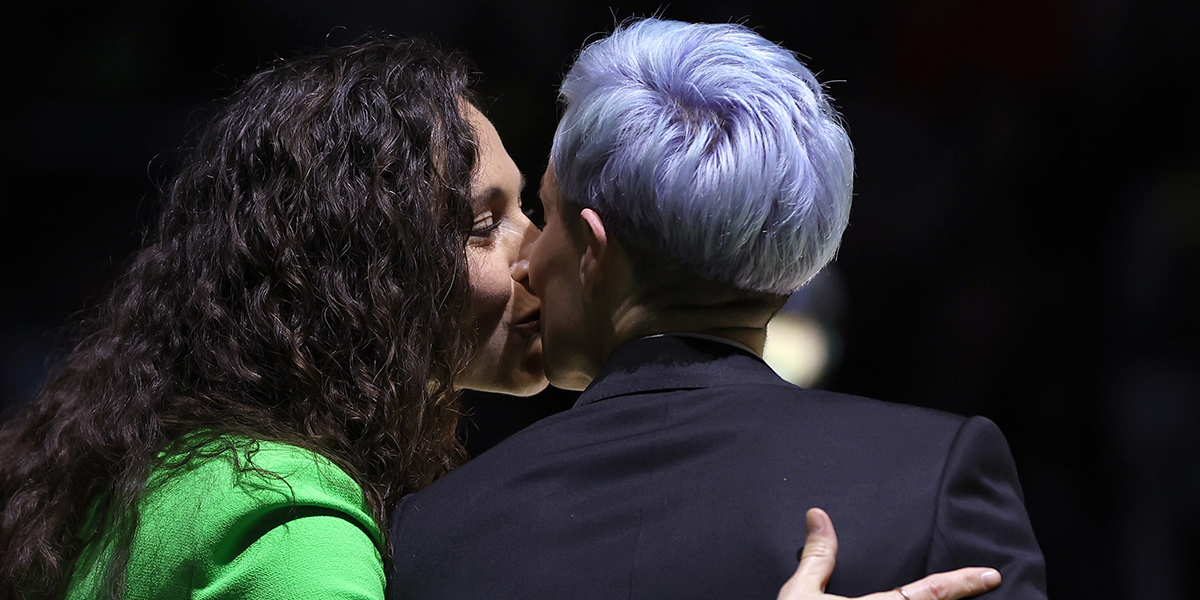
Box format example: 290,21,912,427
195,512,384,600
66,438,385,600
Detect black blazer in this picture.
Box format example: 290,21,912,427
389,335,1047,600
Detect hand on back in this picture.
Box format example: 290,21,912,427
778,508,1002,600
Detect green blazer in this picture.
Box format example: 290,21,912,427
67,439,385,599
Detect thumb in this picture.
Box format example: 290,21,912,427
777,508,839,600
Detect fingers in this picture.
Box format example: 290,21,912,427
862,568,1002,600
776,508,839,600
776,507,1002,600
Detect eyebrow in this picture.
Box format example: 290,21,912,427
471,173,527,206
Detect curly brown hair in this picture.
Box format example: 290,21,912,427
0,37,478,599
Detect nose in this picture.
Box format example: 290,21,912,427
510,213,540,283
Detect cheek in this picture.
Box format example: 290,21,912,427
459,251,548,395
528,236,562,296
466,252,512,323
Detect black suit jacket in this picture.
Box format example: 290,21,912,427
389,335,1047,599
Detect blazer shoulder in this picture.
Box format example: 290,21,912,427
741,384,970,431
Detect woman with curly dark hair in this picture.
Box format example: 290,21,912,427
0,37,545,600
0,31,998,600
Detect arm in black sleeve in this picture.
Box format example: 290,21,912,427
930,416,1048,599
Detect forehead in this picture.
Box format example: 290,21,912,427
465,105,521,198
466,107,502,174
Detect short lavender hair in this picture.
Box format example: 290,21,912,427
551,19,854,294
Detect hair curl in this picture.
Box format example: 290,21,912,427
0,37,478,599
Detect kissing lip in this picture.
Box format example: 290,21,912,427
514,308,541,330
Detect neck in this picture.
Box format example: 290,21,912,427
611,303,769,357
557,236,785,390
556,300,773,392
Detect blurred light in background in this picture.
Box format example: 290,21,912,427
762,268,845,388
764,313,831,388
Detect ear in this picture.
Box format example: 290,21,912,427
577,208,610,297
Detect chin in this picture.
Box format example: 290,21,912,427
458,337,548,396
508,377,551,397
459,374,549,397
504,339,548,396
542,359,592,393
457,352,549,396
498,355,550,396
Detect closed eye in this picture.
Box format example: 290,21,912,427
470,211,500,237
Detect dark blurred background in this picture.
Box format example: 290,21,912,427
2,1,1197,598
